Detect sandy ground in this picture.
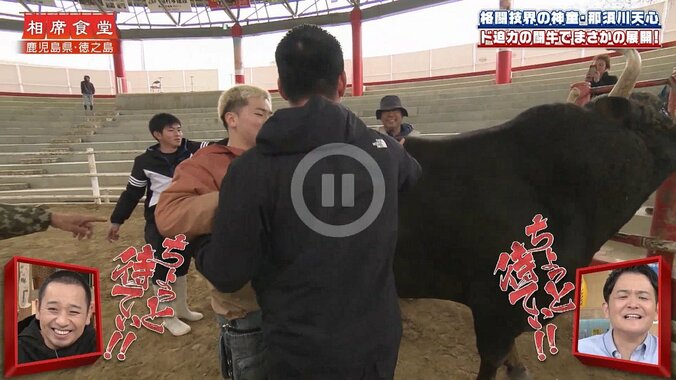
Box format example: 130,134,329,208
0,205,668,379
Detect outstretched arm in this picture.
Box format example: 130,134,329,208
0,204,105,240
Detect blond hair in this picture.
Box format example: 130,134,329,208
217,85,271,130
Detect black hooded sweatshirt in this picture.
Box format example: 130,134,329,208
18,315,96,364
195,95,421,376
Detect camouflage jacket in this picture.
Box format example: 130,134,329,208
0,204,51,240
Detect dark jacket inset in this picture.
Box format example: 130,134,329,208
18,315,96,364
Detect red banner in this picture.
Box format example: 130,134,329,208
23,12,118,40
207,0,250,11
22,13,118,54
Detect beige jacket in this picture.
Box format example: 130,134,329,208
155,141,259,318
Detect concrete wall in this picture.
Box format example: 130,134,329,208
115,90,223,110
0,63,220,95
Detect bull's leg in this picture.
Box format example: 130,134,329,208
476,342,529,380
472,313,514,380
504,343,532,380
472,302,527,380
476,359,501,380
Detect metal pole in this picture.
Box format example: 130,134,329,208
86,148,102,205
351,6,363,96
232,23,244,84
495,0,512,84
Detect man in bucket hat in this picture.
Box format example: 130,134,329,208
376,95,420,142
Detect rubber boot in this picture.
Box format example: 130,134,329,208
173,275,204,322
153,284,191,336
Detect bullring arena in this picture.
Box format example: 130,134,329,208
0,208,666,379
1,0,676,379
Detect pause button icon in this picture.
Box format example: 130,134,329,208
322,174,355,207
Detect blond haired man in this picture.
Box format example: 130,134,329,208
155,85,272,379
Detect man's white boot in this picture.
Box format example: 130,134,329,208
173,275,204,322
153,284,191,336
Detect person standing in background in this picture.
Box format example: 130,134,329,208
80,75,95,111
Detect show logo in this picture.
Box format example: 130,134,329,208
21,12,119,54
478,9,661,48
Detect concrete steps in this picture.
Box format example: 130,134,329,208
0,173,127,189
0,160,133,174
0,169,47,175
19,157,62,164
1,45,674,205
0,140,155,153
0,186,125,202
83,130,223,143
0,183,29,191
0,153,131,165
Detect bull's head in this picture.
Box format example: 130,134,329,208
590,47,673,156
573,48,676,171
567,49,641,104
585,92,676,194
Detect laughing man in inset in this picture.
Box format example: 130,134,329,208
18,270,96,363
577,265,659,364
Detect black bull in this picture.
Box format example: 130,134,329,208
393,94,675,380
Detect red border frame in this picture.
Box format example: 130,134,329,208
572,256,671,377
3,256,103,377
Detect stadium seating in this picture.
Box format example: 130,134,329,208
0,45,674,205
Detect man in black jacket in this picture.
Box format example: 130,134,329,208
18,270,96,364
80,75,95,111
107,113,208,336
196,24,421,378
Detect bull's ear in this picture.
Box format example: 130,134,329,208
591,96,632,122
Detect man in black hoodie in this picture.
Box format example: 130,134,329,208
196,24,422,378
18,270,96,363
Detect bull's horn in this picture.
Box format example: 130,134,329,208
608,49,641,98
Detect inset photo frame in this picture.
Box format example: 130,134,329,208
3,256,103,377
573,255,671,377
